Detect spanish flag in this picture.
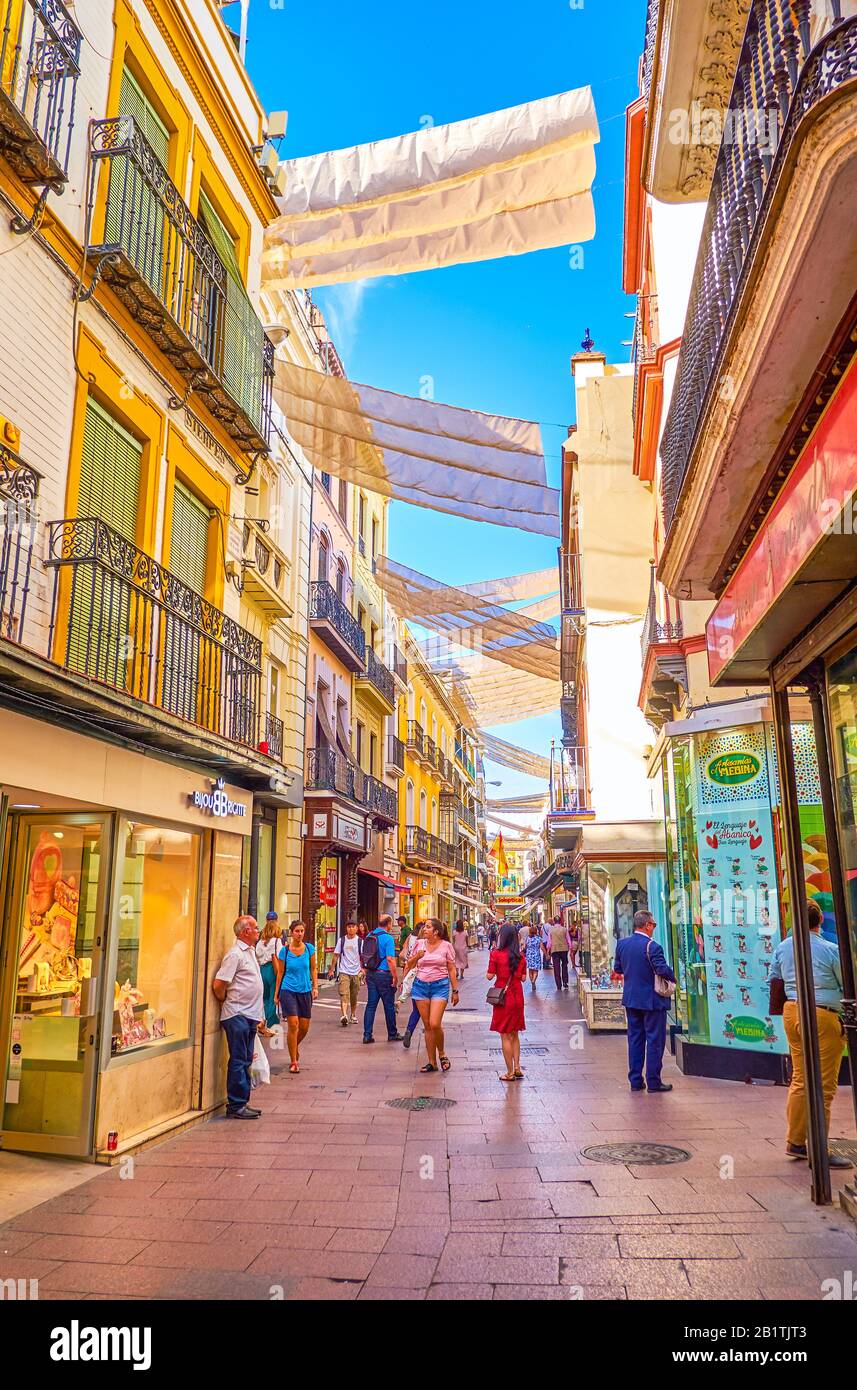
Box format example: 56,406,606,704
488,832,509,882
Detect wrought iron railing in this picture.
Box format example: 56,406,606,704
559,547,584,613
387,733,405,771
660,7,857,527
550,744,591,815
306,746,364,802
424,733,438,770
406,720,426,759
641,563,683,659
85,115,273,453
0,0,81,187
391,645,407,684
459,801,476,833
46,518,263,748
360,647,395,706
0,445,40,643
309,580,366,662
364,773,397,824
264,711,284,760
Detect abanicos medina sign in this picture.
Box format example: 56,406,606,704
705,752,761,787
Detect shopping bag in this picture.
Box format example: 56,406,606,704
250,1032,271,1087
399,969,415,1002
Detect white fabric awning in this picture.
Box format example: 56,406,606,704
478,730,552,779
263,87,599,289
273,361,560,537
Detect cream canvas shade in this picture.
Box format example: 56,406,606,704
478,730,552,779
273,360,560,537
263,87,599,289
434,658,559,725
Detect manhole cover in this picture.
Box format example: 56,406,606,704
490,1046,549,1057
830,1138,857,1161
580,1142,691,1166
385,1096,457,1111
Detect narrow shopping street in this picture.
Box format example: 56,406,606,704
2,960,855,1302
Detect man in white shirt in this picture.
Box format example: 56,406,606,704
212,915,266,1119
329,921,365,1027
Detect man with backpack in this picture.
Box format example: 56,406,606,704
362,914,402,1045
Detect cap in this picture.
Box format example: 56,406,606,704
265,910,279,921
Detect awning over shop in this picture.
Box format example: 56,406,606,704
449,890,486,911
263,86,599,289
358,868,410,892
574,819,666,863
523,863,559,900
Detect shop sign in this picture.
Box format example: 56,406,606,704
705,752,761,787
335,816,364,848
311,813,328,838
321,865,338,907
188,777,246,819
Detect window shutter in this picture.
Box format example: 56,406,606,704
170,480,209,594
105,69,170,287
77,398,142,540
197,190,262,424
119,69,169,164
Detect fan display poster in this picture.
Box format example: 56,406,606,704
694,734,788,1055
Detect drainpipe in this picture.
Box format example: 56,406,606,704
247,805,262,918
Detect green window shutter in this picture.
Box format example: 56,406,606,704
105,69,170,290
67,400,143,682
77,398,141,540
170,480,209,594
197,190,263,427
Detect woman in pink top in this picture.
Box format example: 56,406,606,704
403,918,459,1073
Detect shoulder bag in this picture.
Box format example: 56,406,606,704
647,938,676,999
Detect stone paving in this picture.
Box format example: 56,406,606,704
1,957,856,1301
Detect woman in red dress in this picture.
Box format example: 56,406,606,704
487,922,527,1081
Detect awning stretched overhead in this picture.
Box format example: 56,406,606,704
523,863,560,900
273,361,560,537
263,86,599,289
357,868,409,892
479,730,552,779
434,659,559,725
487,793,549,812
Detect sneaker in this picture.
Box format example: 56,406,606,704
808,1151,853,1170
785,1142,808,1159
387,1033,405,1043
226,1107,260,1119
349,1015,358,1024
340,1016,349,1028
402,1028,413,1049
646,1082,673,1092
362,1037,375,1045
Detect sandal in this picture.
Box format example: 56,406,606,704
289,1062,300,1074
439,1055,451,1072
499,1073,515,1082
513,1070,525,1080
420,1062,438,1073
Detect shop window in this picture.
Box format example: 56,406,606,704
112,822,200,1055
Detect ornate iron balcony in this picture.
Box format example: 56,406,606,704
386,733,405,773
406,720,426,759
660,8,857,527
405,824,429,861
46,517,263,749
309,580,366,671
391,645,407,684
0,0,81,190
0,444,41,644
264,710,284,761
363,773,397,826
306,745,364,803
83,115,274,455
359,647,395,707
550,744,591,815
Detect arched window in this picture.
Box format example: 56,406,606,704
335,559,346,601
407,685,415,720
317,532,329,582
406,779,414,824
431,797,437,835
419,789,427,830
420,698,427,731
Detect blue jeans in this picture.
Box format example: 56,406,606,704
364,971,397,1040
221,1014,258,1112
625,1007,667,1088
407,1001,420,1035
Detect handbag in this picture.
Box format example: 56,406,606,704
647,939,676,999
768,975,787,1016
486,953,521,1006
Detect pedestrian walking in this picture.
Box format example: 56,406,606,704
362,914,402,1044
476,921,485,950
548,917,574,991
404,918,459,1073
329,920,364,1027
525,923,543,990
256,911,281,1028
771,900,852,1169
396,914,411,954
613,910,676,1092
487,921,498,949
212,915,266,1119
400,921,426,1049
568,920,581,974
487,921,527,1081
274,921,318,1074
453,920,469,977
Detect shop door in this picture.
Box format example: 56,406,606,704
0,814,112,1156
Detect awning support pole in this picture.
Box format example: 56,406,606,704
771,683,831,1204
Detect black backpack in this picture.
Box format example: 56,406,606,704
360,930,383,972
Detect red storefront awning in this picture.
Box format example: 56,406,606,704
358,868,410,892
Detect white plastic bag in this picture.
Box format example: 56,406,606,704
250,1032,270,1087
399,969,415,1003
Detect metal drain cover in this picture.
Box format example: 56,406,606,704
580,1142,691,1166
386,1096,457,1111
490,1046,549,1057
831,1138,857,1161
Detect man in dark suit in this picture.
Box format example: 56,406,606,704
613,909,676,1093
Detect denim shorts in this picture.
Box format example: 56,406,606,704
280,988,312,1019
412,978,450,1002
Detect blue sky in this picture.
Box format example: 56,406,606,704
235,0,643,809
